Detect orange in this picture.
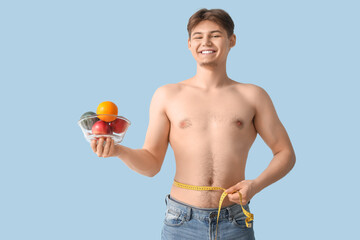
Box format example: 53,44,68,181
96,101,118,122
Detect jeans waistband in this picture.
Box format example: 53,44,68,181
164,194,249,221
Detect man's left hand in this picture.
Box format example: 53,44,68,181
225,180,258,205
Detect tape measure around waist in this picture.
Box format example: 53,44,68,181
173,180,254,240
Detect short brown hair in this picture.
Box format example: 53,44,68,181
187,8,235,39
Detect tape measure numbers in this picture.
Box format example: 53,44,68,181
173,180,254,240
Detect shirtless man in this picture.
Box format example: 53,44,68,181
91,8,295,240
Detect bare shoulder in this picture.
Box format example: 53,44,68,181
150,83,183,114
155,83,182,94
233,82,270,104
234,82,265,93
152,83,182,102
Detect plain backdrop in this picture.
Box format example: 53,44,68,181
1,0,359,239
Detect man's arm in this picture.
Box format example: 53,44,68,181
91,85,170,177
226,85,296,204
251,85,296,193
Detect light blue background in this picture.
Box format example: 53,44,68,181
1,0,359,239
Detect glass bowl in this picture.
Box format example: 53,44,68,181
78,114,131,144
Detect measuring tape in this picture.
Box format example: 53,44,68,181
173,180,254,240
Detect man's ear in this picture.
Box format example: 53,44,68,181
188,38,191,49
230,34,236,48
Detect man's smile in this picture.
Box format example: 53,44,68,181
199,49,217,55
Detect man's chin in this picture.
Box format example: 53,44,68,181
199,61,218,67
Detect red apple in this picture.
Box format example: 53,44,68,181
110,118,129,133
92,120,112,135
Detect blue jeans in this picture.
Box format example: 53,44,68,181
161,194,255,240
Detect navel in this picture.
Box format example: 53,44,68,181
207,177,214,186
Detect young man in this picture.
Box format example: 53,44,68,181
91,8,296,240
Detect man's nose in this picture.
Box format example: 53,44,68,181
202,37,212,46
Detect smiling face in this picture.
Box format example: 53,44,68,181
188,20,236,67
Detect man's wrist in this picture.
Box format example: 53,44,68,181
252,178,263,194
114,144,125,158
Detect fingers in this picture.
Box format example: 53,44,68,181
227,190,248,205
91,139,97,152
91,137,114,158
225,186,237,194
225,182,241,194
226,182,249,205
238,191,248,205
102,137,113,157
96,138,105,156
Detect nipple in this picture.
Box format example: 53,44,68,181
179,119,192,129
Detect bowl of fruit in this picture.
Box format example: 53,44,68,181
78,101,131,144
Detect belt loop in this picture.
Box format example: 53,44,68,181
226,206,234,221
186,206,192,221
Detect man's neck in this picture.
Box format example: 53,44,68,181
191,63,231,90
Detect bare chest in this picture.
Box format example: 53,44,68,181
166,87,256,133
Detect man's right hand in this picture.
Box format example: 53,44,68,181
91,137,121,158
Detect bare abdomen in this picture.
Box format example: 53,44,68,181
170,145,249,208
168,115,256,208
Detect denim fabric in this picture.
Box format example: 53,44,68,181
161,194,255,240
